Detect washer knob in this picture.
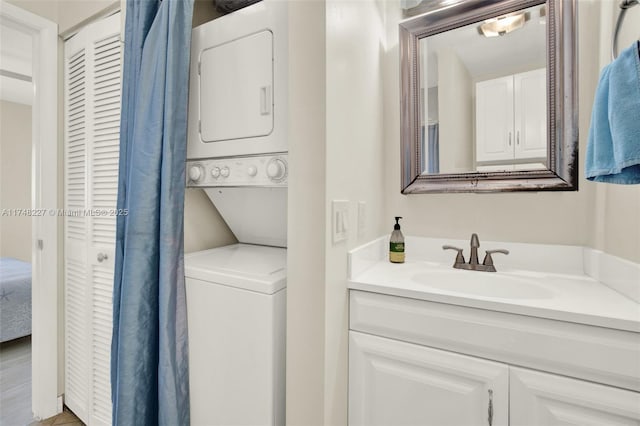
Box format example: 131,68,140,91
220,166,230,178
211,167,221,178
247,165,258,177
267,158,287,181
188,165,203,182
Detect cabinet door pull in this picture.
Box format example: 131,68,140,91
487,389,494,426
517,130,520,145
508,132,512,146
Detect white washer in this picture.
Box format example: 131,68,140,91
184,153,287,425
185,244,286,426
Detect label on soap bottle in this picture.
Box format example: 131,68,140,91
389,242,405,263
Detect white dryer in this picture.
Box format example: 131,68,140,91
187,0,288,159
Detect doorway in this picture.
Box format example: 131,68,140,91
0,91,34,425
0,0,59,421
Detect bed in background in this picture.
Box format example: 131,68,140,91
0,257,32,342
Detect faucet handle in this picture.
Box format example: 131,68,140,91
443,245,465,266
482,249,509,272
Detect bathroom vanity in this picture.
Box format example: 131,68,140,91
347,237,640,425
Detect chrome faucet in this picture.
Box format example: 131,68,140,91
443,233,509,272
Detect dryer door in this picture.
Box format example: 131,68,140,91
200,30,274,143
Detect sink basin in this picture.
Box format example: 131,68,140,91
412,270,554,300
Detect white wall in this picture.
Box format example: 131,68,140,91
324,0,386,424
437,48,473,173
0,100,32,262
286,2,387,424
286,1,327,424
184,189,236,253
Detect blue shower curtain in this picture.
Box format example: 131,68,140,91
111,0,194,425
427,123,440,174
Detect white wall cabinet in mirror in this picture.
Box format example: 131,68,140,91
476,69,547,167
400,0,578,193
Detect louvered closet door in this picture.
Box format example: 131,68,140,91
64,36,91,423
64,12,121,426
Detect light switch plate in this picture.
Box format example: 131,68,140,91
332,200,349,244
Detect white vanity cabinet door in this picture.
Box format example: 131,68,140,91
475,75,514,163
514,69,547,160
349,331,508,426
511,367,640,426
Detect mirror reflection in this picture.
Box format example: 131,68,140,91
418,4,548,175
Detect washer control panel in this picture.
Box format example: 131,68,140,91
186,154,288,187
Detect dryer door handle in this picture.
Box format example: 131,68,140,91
260,85,272,115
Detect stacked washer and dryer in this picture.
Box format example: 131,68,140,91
184,1,288,425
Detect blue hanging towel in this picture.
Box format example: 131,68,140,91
585,41,640,184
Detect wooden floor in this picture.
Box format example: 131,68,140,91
29,408,83,426
0,336,33,426
0,337,83,426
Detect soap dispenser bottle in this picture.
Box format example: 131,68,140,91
389,216,405,263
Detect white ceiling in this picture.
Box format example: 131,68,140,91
423,4,547,88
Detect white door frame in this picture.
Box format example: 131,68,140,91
0,1,60,419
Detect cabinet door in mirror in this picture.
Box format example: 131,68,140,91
400,0,578,193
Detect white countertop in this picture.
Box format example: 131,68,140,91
348,237,640,333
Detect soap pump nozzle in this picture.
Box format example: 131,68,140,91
394,216,402,230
